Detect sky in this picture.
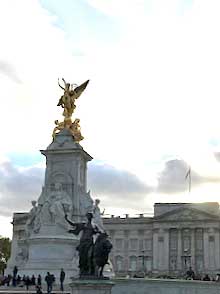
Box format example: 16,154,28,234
1,0,220,237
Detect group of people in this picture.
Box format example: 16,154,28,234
0,273,42,289
0,268,66,293
185,267,220,282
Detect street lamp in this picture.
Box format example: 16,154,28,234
181,248,191,272
138,250,149,276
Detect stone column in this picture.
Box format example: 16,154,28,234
163,229,169,272
177,229,182,271
203,228,209,272
152,229,159,271
191,228,195,269
124,230,129,274
155,228,169,272
214,228,220,270
208,228,216,270
70,280,115,294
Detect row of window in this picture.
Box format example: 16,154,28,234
170,228,205,251
114,229,214,251
114,238,152,250
114,255,152,272
169,255,204,271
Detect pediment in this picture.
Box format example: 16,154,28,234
154,207,220,222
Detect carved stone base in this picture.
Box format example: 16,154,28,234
70,279,115,294
12,235,79,283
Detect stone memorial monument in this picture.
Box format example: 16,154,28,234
6,78,113,290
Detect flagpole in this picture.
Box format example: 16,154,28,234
188,168,191,193
185,166,191,194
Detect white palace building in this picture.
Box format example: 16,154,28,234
9,201,220,279
103,202,220,278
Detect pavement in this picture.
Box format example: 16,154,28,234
0,285,71,294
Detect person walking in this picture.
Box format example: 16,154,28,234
31,274,36,286
25,276,31,291
60,269,65,291
45,272,54,294
12,266,18,287
37,274,42,286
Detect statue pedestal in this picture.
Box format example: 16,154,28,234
16,234,79,282
6,129,94,279
70,279,115,294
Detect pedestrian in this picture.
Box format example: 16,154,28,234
12,266,18,287
60,268,65,291
45,272,54,294
37,274,42,286
31,274,36,286
13,266,18,278
17,275,21,285
6,274,11,287
25,276,31,291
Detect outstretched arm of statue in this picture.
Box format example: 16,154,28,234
65,214,85,235
65,214,75,226
58,78,65,90
62,78,67,86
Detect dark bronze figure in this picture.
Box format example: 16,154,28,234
65,213,113,279
65,212,98,277
93,232,113,277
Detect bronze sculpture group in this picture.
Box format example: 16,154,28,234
65,212,112,278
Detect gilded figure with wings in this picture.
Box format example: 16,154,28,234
57,78,89,119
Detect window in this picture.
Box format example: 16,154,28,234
139,239,144,250
129,256,137,271
158,236,164,242
209,236,215,242
115,238,123,249
182,229,191,253
170,229,178,250
144,239,152,250
195,255,203,271
183,237,190,251
195,228,203,250
115,256,123,271
196,238,203,250
170,257,177,270
130,239,138,250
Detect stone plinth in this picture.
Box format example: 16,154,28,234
6,129,94,282
70,279,115,294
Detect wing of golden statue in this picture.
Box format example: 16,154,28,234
73,80,89,99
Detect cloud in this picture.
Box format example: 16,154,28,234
157,159,203,194
0,161,44,216
0,158,152,217
88,161,152,210
0,61,22,83
214,152,220,162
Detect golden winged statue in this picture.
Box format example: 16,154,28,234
52,78,89,142
57,78,89,119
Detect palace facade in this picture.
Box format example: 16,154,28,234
103,202,220,278
9,202,220,278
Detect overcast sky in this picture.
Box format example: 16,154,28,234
1,0,220,237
